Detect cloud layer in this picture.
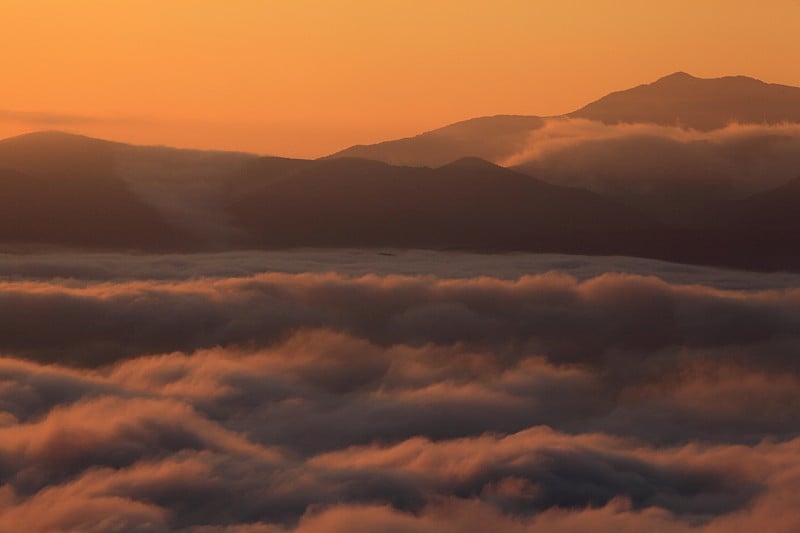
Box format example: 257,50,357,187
0,254,799,531
509,119,800,222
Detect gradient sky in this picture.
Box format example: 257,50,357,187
2,0,799,157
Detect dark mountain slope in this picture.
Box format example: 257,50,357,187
0,132,182,249
224,155,314,201
229,157,656,249
730,176,800,229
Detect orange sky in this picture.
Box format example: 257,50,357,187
2,0,799,158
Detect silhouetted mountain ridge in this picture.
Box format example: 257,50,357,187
328,73,800,167
329,115,545,167
4,71,800,270
731,175,800,229
570,72,800,130
0,131,267,249
229,156,656,249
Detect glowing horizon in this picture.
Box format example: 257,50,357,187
2,0,799,157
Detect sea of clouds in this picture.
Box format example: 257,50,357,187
0,250,798,532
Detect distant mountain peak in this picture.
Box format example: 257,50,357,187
326,72,800,166
570,71,800,130
655,71,698,83
2,130,105,144
650,72,769,88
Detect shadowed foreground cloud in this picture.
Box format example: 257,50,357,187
1,257,799,531
2,270,800,371
0,340,799,531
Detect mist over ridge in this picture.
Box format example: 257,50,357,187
4,72,800,269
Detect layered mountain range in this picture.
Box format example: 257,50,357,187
2,72,800,269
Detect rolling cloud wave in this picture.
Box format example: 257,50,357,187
0,257,799,531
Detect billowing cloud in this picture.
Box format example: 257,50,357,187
0,352,798,532
1,270,800,372
507,119,800,222
504,119,800,169
3,250,800,288
1,255,799,531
